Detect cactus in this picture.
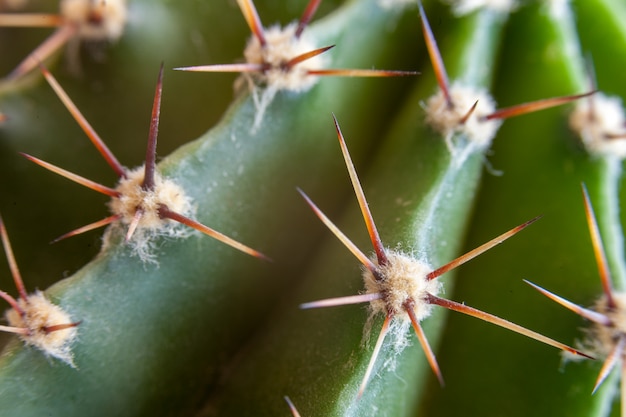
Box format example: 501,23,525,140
0,0,625,416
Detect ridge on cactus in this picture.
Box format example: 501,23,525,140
299,115,591,397
0,215,80,366
444,0,518,16
0,0,128,79
21,64,269,263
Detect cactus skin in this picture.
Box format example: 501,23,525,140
0,0,625,417
200,4,518,417
0,1,421,416
421,1,626,417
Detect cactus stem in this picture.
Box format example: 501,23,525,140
448,0,518,16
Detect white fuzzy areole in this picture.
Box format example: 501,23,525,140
569,93,626,159
109,166,192,230
424,83,502,154
242,23,325,92
5,291,78,366
106,166,195,262
60,0,127,41
363,251,441,322
240,23,327,130
445,0,517,15
586,292,626,358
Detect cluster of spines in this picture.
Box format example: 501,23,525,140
175,0,417,85
175,0,417,129
24,64,270,263
526,185,626,416
415,0,593,165
298,115,590,397
0,215,80,365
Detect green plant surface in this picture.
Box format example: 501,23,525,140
0,0,421,415
419,1,626,416
573,0,626,99
0,0,625,416
201,5,521,416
